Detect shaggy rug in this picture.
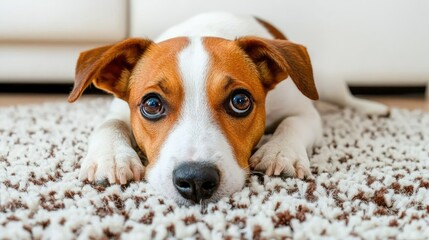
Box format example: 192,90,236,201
1,98,428,240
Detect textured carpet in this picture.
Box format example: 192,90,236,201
1,98,429,239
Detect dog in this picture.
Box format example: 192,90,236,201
68,12,389,205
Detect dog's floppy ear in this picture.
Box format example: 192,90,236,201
236,37,318,100
68,38,154,102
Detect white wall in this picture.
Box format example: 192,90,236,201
130,0,429,86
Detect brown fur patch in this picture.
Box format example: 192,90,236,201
127,37,189,167
69,37,190,169
203,38,267,169
68,38,154,102
236,37,319,100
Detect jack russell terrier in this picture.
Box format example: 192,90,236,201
68,12,388,205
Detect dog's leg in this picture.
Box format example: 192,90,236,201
317,76,390,115
250,107,322,179
79,98,145,184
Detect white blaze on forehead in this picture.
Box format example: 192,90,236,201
178,37,212,140
146,37,246,204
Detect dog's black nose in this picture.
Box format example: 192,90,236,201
173,162,220,203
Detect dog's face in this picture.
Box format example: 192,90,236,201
69,36,317,205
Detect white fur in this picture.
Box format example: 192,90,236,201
147,38,245,204
78,99,144,184
250,80,323,178
79,12,389,203
156,12,270,42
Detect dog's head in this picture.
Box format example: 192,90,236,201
69,36,317,205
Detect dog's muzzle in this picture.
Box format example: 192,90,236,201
172,162,220,203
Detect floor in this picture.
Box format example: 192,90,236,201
0,94,102,107
0,94,428,111
364,95,429,111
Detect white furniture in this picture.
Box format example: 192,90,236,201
0,0,128,82
1,0,428,89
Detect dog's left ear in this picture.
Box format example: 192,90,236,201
236,37,318,100
68,38,154,102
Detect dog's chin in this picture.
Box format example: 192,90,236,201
151,186,217,207
172,196,217,207
164,187,243,207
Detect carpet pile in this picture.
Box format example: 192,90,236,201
1,98,428,239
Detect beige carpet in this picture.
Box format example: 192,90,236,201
1,98,429,239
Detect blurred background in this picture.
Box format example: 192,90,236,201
0,0,428,109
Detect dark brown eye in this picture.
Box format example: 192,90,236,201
140,94,166,120
226,90,253,117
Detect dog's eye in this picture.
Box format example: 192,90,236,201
140,94,166,120
226,90,253,117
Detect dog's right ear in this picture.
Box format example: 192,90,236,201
236,37,318,100
68,38,154,103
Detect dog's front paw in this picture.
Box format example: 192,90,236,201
79,121,145,185
249,139,313,179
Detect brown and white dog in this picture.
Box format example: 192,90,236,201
68,12,388,205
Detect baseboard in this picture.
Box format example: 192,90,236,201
348,86,426,95
0,83,426,96
0,83,106,95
